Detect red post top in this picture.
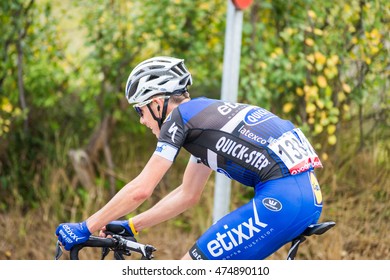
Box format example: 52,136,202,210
231,0,253,10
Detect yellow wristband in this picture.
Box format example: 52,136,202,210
128,218,139,235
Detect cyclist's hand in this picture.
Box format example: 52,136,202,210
104,220,138,237
55,221,91,251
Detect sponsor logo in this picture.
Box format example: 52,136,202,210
238,125,267,145
60,224,85,243
244,108,272,126
154,142,178,161
190,247,205,260
217,168,233,179
290,161,312,175
309,172,322,205
145,85,168,92
217,102,240,115
215,137,271,171
262,198,282,211
207,200,268,258
155,143,167,153
58,229,73,244
168,122,178,143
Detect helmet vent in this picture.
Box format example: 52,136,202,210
177,64,187,73
133,69,144,76
143,89,152,95
147,75,160,82
158,78,170,85
171,67,183,76
179,78,187,85
126,80,139,97
149,65,165,70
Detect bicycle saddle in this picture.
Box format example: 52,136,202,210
301,221,336,236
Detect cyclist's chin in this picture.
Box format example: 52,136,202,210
151,129,160,138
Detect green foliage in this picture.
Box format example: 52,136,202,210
240,0,389,149
0,0,388,217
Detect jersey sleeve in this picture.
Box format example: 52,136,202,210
153,107,186,162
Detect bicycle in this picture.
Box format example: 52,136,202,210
55,221,335,260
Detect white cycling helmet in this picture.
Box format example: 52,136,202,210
125,56,192,104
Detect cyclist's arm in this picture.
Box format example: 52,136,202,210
132,157,212,231
86,154,173,233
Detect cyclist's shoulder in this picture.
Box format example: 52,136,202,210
173,97,218,122
178,96,219,110
177,97,250,118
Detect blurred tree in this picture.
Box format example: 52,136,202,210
0,0,388,212
240,0,389,151
0,0,73,210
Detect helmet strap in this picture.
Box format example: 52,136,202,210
146,98,170,129
160,98,170,128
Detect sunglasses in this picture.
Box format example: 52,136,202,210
133,96,170,117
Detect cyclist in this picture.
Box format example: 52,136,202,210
56,56,324,260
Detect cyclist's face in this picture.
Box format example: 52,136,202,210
138,101,161,138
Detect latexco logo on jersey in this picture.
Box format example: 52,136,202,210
238,125,268,145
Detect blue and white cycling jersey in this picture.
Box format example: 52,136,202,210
154,97,323,260
155,97,322,187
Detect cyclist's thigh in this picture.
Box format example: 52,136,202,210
250,171,323,257
189,171,322,260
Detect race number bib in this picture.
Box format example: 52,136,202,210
268,128,322,175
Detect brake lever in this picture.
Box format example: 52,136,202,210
55,241,63,260
143,244,156,260
101,247,110,260
114,251,126,260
